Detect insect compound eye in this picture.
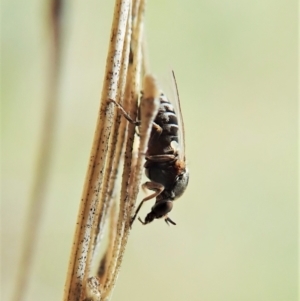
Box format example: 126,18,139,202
151,200,173,218
143,212,155,224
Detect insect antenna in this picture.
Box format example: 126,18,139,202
172,70,186,162
165,217,176,226
138,217,146,225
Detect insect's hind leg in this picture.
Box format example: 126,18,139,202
146,154,176,162
147,122,162,144
109,99,140,125
130,181,164,227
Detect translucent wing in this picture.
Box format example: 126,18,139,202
160,70,186,162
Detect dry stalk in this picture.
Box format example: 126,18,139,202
92,1,133,256
11,1,63,301
64,0,154,300
100,1,145,300
63,1,131,300
97,200,118,285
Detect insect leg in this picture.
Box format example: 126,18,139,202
130,181,164,227
147,122,162,144
146,154,176,162
109,99,140,125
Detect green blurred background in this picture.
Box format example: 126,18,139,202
1,0,298,300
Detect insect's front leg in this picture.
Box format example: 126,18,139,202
130,181,164,227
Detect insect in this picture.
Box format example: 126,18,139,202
112,71,189,226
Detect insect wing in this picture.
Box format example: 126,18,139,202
161,70,186,162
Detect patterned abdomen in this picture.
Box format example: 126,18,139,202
146,93,179,158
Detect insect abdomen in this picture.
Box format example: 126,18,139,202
147,94,179,157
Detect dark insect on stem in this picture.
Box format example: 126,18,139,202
112,72,189,227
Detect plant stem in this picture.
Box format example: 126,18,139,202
63,1,131,300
